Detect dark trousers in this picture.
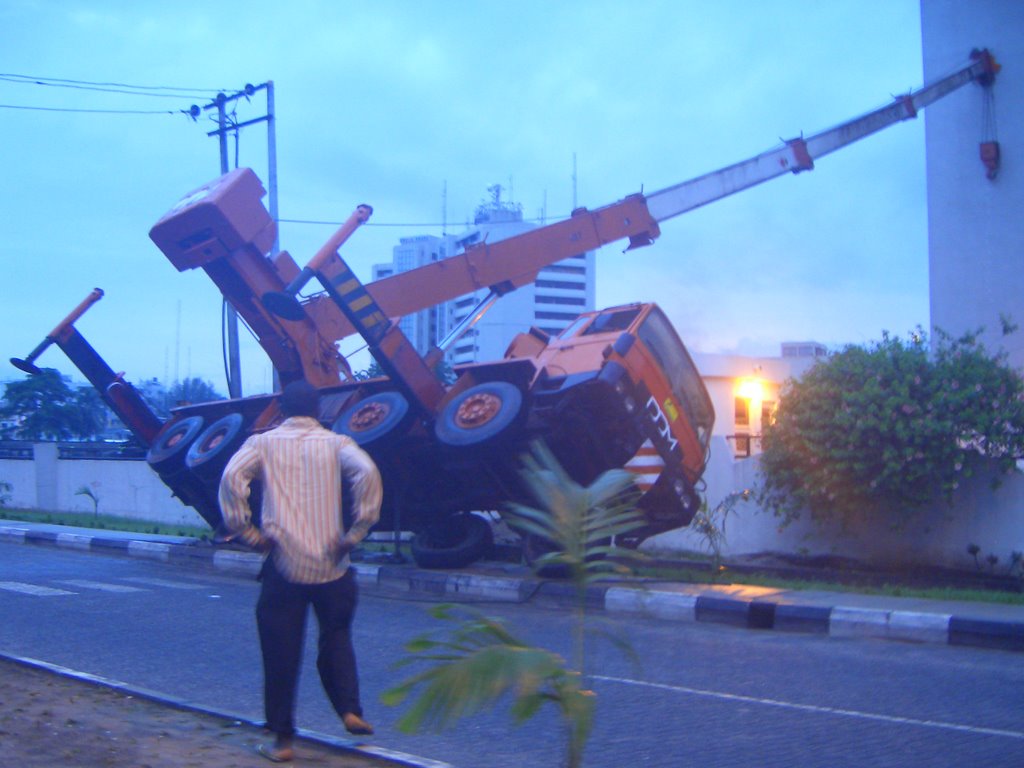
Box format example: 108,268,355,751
256,560,363,738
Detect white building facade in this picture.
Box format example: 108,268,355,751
374,235,450,357
923,0,1024,369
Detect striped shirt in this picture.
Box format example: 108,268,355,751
218,416,382,584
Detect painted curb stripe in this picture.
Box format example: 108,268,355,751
91,538,130,552
56,532,93,550
605,587,698,621
128,540,170,561
773,604,831,633
696,596,753,627
949,616,1024,652
0,527,27,543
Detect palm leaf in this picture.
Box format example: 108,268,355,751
383,604,593,740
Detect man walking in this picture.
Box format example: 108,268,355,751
219,380,382,763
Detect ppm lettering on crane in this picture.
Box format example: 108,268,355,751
646,395,679,454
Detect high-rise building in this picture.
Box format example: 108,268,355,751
373,185,595,364
373,235,449,356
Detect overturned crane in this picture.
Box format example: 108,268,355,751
12,49,998,568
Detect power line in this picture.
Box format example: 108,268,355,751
0,73,224,98
0,72,229,116
0,103,180,115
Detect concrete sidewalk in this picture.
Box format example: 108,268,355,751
2,520,1022,653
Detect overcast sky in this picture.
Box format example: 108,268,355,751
2,0,935,395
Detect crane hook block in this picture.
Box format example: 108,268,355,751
980,141,1000,180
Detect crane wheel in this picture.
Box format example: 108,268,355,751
147,416,204,474
185,412,246,476
435,381,524,447
332,391,412,447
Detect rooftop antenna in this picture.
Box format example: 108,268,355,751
174,299,181,385
572,152,578,209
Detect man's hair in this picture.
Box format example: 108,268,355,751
280,380,320,418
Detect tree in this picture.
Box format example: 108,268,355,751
75,484,100,518
70,385,109,438
167,377,224,406
759,328,1024,530
354,356,455,384
0,368,108,440
352,360,385,381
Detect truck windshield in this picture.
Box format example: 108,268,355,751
582,308,640,335
635,308,715,450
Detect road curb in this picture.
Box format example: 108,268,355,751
317,550,1024,653
4,526,1023,653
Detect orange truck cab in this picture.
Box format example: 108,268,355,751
503,302,714,545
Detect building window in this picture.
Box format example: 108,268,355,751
761,401,776,427
540,264,586,275
734,396,749,426
535,311,580,321
782,342,827,358
536,295,585,306
536,279,584,290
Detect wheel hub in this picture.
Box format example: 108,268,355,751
349,401,389,432
454,392,500,429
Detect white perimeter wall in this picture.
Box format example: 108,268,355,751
3,441,1022,569
647,437,1024,572
0,445,206,527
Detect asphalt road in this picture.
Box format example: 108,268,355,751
1,544,1022,768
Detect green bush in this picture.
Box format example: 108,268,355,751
759,327,1024,530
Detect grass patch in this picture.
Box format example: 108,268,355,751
0,507,211,539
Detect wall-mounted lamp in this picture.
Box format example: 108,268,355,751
737,377,763,402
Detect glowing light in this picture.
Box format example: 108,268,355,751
737,378,763,401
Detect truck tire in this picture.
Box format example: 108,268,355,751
411,513,494,569
434,381,523,447
185,412,246,476
332,391,411,447
147,416,204,474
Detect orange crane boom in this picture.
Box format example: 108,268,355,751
298,49,997,346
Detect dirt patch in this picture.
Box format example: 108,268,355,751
0,658,399,767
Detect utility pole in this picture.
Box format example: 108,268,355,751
200,82,279,398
